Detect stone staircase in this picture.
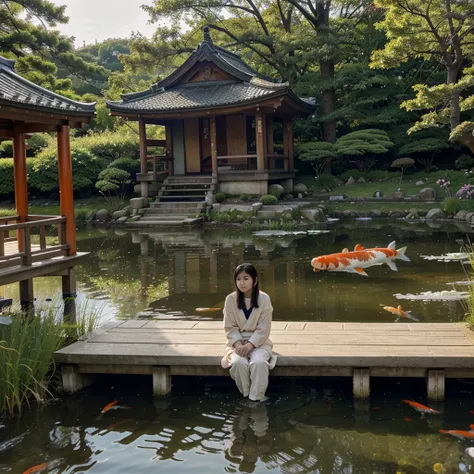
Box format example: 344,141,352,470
134,176,215,227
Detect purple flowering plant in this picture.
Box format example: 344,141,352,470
436,178,452,198
456,184,474,199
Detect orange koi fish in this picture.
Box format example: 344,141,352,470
403,400,440,415
101,400,119,414
381,305,419,322
311,241,410,277
439,424,474,440
22,463,49,474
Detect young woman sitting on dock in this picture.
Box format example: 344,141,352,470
221,263,277,402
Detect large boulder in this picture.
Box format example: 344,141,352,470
415,180,425,186
112,210,128,220
301,208,325,222
455,210,468,221
95,209,110,221
293,183,308,195
345,176,355,185
418,187,436,200
268,184,284,199
426,208,445,220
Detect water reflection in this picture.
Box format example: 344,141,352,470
1,220,470,323
2,377,474,473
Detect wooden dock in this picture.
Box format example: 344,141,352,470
54,320,474,400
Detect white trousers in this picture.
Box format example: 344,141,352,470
229,347,270,401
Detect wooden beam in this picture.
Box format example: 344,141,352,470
57,125,76,255
138,119,148,198
15,123,59,134
266,114,274,156
283,118,294,171
0,106,92,126
255,111,265,171
210,116,217,176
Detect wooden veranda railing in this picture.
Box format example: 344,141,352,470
0,215,68,270
216,154,289,172
146,154,174,180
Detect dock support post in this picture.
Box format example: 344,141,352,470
427,369,445,400
353,369,370,399
153,367,171,396
62,365,87,393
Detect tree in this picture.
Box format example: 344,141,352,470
398,137,453,172
370,0,474,154
336,128,394,171
297,141,338,175
391,157,415,183
96,168,131,202
0,0,106,94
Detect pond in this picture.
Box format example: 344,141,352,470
3,219,471,324
2,219,474,474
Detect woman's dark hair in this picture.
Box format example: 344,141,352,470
234,263,260,310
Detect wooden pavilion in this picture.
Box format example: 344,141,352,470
107,27,315,197
0,56,95,309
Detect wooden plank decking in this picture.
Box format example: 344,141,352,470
55,320,474,400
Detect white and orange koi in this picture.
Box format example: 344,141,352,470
403,400,440,415
311,241,410,277
439,424,474,440
381,304,419,322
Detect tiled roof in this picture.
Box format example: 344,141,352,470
0,56,95,115
106,27,315,114
108,81,286,112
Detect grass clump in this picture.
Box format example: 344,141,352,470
0,299,102,417
441,197,461,215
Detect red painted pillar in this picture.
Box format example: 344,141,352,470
13,132,28,251
57,125,76,255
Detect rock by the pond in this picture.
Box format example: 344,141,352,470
392,191,405,199
130,197,146,210
297,193,303,199
329,195,348,201
112,210,128,220
418,187,436,200
426,208,445,220
357,177,366,184
282,193,294,200
454,210,468,221
465,211,474,223
213,203,221,213
117,216,128,223
205,192,215,206
251,202,263,214
95,209,110,221
293,183,308,195
415,180,425,186
301,208,325,223
373,190,383,198
345,176,355,185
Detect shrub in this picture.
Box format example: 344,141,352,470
391,157,415,183
455,154,474,170
0,158,15,195
96,168,131,201
314,174,338,191
109,157,140,178
214,192,226,203
338,169,363,182
268,184,284,199
31,148,102,195
240,193,249,201
259,194,278,205
441,197,460,215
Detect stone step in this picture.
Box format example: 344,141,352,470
143,208,202,215
163,182,212,187
158,195,208,200
166,178,213,184
150,201,205,208
161,188,209,193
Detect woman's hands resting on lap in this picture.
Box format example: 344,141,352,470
233,340,255,357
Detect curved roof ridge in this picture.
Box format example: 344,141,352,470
0,56,96,113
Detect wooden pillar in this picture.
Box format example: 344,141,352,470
255,111,265,171
165,123,173,175
62,267,77,322
210,116,217,177
57,125,76,256
353,368,370,399
138,118,148,198
13,132,28,249
61,364,92,393
266,115,273,170
427,369,445,400
283,118,294,171
153,366,171,395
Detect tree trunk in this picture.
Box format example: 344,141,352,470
447,66,461,130
320,59,337,144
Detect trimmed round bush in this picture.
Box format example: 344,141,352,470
109,157,140,178
215,192,226,203
268,184,284,199
259,194,278,205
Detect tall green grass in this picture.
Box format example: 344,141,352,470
460,243,474,329
0,299,102,416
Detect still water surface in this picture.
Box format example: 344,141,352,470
2,220,474,473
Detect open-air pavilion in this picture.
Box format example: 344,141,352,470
0,56,95,309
